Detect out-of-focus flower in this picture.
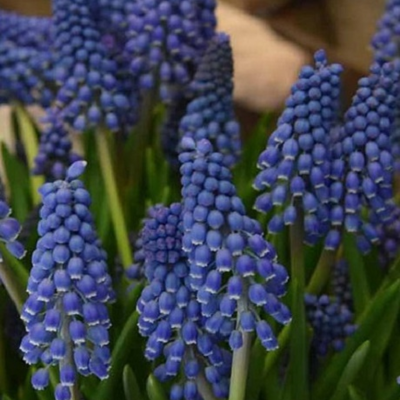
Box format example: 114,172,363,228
305,293,356,357
125,0,216,103
179,137,291,353
331,259,353,310
33,109,81,180
20,161,114,400
136,203,231,399
253,50,343,245
328,62,399,252
52,0,136,132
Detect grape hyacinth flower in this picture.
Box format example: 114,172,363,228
331,260,353,310
33,109,81,181
20,161,115,400
253,50,343,245
305,294,356,357
0,10,53,50
52,0,136,132
328,62,399,252
125,0,216,103
178,33,241,169
136,203,231,399
179,137,291,355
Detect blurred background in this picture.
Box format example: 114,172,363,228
0,0,388,130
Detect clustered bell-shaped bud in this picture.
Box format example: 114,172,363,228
52,0,136,132
136,203,231,400
254,50,343,245
328,62,399,253
305,293,356,357
178,33,241,169
179,137,291,354
0,10,53,50
33,109,81,181
20,161,115,400
125,0,216,103
0,40,54,106
331,260,353,310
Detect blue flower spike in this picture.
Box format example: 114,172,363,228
134,203,231,399
20,161,114,399
253,50,343,245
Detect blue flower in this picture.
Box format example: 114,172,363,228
125,0,216,103
305,293,356,357
177,33,241,168
327,62,399,252
20,161,114,399
52,0,136,132
331,260,353,310
34,109,81,180
0,10,53,50
179,137,291,353
136,203,231,399
253,50,343,245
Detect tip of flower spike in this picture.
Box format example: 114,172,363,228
314,49,327,65
66,161,87,181
214,32,230,45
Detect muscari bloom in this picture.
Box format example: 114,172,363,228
34,109,81,180
331,259,353,310
177,33,241,169
52,0,136,132
179,137,291,354
20,161,115,400
136,203,231,400
125,0,216,103
305,293,356,357
328,62,399,252
253,50,343,245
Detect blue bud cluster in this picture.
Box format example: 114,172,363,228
20,161,115,400
305,293,356,357
33,109,81,181
0,10,53,50
179,137,291,354
178,33,241,169
125,0,216,103
331,259,353,310
0,197,25,261
0,40,54,106
329,62,398,253
136,203,231,399
52,0,136,132
376,206,400,268
254,50,343,245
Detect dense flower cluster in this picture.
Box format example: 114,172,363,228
178,33,241,168
329,62,398,252
125,0,216,103
331,260,353,309
136,203,231,399
180,138,291,353
20,161,115,400
305,293,356,357
34,110,81,180
52,0,135,132
254,50,343,245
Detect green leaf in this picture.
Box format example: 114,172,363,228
123,283,143,321
95,312,139,400
123,365,144,400
348,385,366,400
0,243,28,288
146,374,168,400
1,143,31,221
329,341,370,400
246,340,269,400
312,280,400,400
343,232,370,315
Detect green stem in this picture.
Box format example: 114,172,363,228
228,332,252,400
14,104,44,205
306,249,335,294
197,372,218,400
0,262,25,312
0,291,9,394
288,215,309,400
96,128,133,268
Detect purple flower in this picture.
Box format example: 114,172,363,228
20,161,114,399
